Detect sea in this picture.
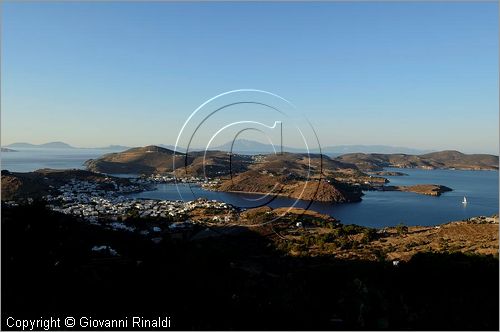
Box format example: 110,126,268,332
1,148,109,172
2,148,498,228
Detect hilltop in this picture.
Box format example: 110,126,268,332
215,153,363,203
85,146,357,176
335,150,499,171
85,145,183,174
85,146,255,177
86,146,498,175
217,171,362,203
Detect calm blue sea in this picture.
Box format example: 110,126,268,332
129,168,499,228
1,148,108,172
2,149,498,228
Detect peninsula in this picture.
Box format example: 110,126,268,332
335,150,499,171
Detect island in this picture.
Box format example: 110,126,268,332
6,141,75,149
1,147,17,152
379,184,453,196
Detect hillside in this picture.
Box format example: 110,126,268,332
85,146,357,176
87,146,498,175
173,150,254,177
83,146,469,203
84,146,367,203
1,171,53,200
261,207,499,261
85,145,186,174
217,171,362,203
215,152,364,203
1,169,130,201
335,150,499,171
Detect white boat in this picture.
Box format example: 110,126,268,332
462,196,468,204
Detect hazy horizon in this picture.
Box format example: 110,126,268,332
2,139,498,156
2,2,498,154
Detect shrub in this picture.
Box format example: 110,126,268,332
362,228,378,242
343,224,365,235
396,223,408,235
336,237,354,249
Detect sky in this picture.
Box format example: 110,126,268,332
1,2,498,154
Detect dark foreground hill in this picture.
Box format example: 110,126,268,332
2,203,498,330
335,150,499,171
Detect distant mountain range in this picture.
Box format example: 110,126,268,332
158,140,435,155
100,145,131,151
209,139,434,155
5,142,131,151
4,140,495,156
6,142,75,149
321,145,435,155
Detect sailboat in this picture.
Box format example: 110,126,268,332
462,196,468,205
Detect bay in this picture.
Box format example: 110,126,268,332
2,149,498,228
129,168,499,228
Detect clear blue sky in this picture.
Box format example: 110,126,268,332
1,2,498,153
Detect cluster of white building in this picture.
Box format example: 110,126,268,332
134,174,221,186
2,175,243,257
131,173,222,191
2,175,240,250
41,177,236,235
49,196,233,225
48,178,143,204
252,155,267,163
